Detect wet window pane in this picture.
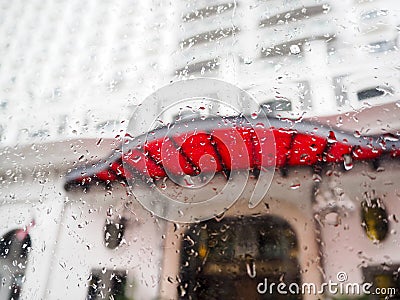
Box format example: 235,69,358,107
0,0,399,299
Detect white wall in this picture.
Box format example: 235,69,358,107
318,159,400,295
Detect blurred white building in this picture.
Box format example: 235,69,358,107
0,0,400,146
0,0,170,145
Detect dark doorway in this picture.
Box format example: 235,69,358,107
179,216,302,300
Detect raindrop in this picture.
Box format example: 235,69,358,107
179,285,186,297
383,133,399,142
245,255,256,278
343,154,353,170
312,174,322,183
322,3,330,13
290,183,301,190
167,276,174,283
243,57,253,65
214,211,225,222
183,176,194,187
220,233,229,242
327,131,337,144
132,155,142,163
290,45,301,55
184,235,195,247
392,214,398,223
378,140,387,150
336,116,343,127
324,212,341,226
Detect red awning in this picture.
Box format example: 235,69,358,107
64,116,400,190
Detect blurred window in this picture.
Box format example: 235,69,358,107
357,86,393,101
0,230,31,300
86,270,128,300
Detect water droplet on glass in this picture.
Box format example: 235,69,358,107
312,174,322,183
290,45,301,54
324,212,341,226
343,154,353,170
383,133,399,142
243,57,253,65
183,176,194,187
167,276,174,283
214,211,225,222
132,155,141,163
245,255,256,278
179,285,186,297
290,183,301,190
